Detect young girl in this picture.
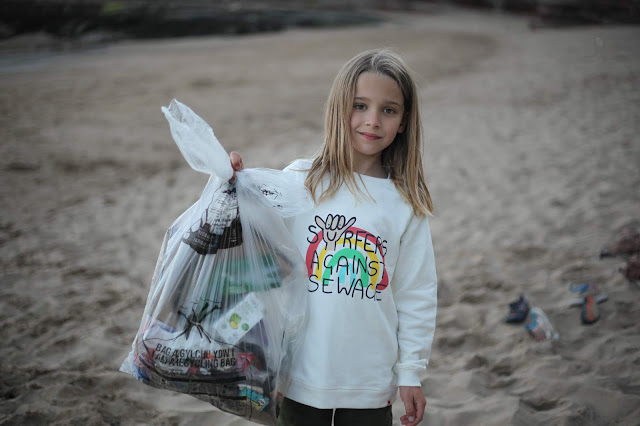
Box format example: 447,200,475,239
230,48,437,426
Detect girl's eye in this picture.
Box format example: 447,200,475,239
383,107,396,114
354,104,366,111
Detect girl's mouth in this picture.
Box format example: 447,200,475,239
359,132,380,141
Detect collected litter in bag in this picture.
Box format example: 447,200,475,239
120,99,310,425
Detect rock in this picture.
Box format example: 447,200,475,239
621,254,640,282
600,220,640,259
0,0,382,40
0,23,16,39
533,0,640,27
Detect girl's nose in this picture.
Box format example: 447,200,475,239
366,111,381,127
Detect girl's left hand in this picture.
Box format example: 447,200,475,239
399,386,426,426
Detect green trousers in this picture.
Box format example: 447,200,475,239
276,397,393,426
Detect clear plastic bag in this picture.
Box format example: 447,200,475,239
120,100,310,425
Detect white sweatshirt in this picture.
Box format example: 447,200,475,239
282,160,437,409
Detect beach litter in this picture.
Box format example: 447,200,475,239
566,282,607,325
505,295,530,324
566,282,608,307
120,100,311,425
504,295,559,342
524,307,559,342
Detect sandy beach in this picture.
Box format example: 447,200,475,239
1,6,639,425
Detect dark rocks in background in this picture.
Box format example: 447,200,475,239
1,0,638,43
501,0,538,14
0,23,17,39
1,1,102,38
532,0,640,27
449,0,640,26
132,8,381,38
448,0,496,10
0,0,383,40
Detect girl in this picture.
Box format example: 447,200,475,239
230,48,437,426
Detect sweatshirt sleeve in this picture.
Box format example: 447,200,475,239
392,214,438,387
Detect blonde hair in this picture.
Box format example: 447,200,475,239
304,48,433,216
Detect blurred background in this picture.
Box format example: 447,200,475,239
2,0,640,42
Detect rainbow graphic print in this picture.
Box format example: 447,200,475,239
305,214,388,301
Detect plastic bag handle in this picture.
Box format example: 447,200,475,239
162,99,234,181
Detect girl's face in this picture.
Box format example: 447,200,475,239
350,72,405,172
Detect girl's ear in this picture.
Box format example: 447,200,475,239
397,122,406,134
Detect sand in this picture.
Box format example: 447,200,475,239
1,6,639,426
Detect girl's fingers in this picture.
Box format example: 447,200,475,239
229,151,244,171
229,151,244,182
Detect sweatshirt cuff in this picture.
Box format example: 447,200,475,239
396,368,421,387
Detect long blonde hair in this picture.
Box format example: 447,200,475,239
304,48,433,216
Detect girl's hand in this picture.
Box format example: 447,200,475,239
315,214,356,252
229,151,244,182
399,386,426,426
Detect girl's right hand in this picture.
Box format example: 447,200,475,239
229,151,244,181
